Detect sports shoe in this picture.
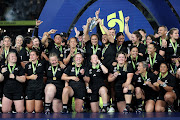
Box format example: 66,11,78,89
61,108,69,114
136,107,142,113
108,106,115,113
101,107,107,113
44,108,51,115
123,105,130,113
168,105,175,112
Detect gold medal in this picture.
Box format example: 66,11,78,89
53,77,56,80
60,54,63,57
101,57,104,60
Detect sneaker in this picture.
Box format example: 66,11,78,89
44,108,51,115
168,105,175,112
123,106,130,114
101,107,107,113
108,107,115,113
136,108,142,113
61,108,69,114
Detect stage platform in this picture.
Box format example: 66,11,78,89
0,112,180,120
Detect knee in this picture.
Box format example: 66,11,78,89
26,108,34,113
164,93,173,101
35,107,43,113
2,108,11,113
155,106,164,112
63,87,70,95
100,87,107,95
146,107,154,112
16,107,25,113
75,107,83,113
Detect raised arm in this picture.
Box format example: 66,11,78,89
41,29,57,48
124,16,132,40
97,19,114,43
83,17,92,43
34,19,43,38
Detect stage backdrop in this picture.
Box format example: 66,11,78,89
38,0,180,40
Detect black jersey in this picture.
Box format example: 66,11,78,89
165,39,180,63
146,53,164,71
3,64,25,93
85,65,105,90
114,41,128,54
109,63,134,89
25,60,45,90
47,41,66,61
134,72,157,91
157,73,176,93
32,45,44,59
63,48,84,66
101,43,116,69
64,64,85,88
127,55,144,72
45,63,65,89
84,41,102,64
154,37,166,52
127,42,146,56
19,47,29,62
169,63,179,75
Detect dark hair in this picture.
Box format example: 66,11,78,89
132,31,142,41
54,34,62,38
130,46,138,52
138,29,146,34
30,49,39,57
79,31,83,36
90,34,99,40
116,51,126,58
109,28,116,33
116,32,125,38
24,36,32,45
146,34,155,41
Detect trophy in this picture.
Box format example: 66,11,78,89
89,17,98,32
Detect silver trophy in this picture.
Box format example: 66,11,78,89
89,17,97,32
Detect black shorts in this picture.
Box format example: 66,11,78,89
3,91,24,100
25,88,44,100
89,86,106,102
115,88,125,102
46,83,64,100
71,85,86,100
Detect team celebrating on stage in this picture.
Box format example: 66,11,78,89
0,9,179,114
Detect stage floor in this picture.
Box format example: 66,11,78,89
0,112,180,120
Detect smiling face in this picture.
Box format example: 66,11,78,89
69,37,77,48
131,34,139,44
91,54,98,64
49,56,58,66
74,54,83,64
16,37,23,47
160,63,168,74
170,29,179,40
137,62,145,74
147,44,156,55
8,52,17,63
4,37,11,47
130,47,138,58
54,34,62,44
146,36,153,45
158,27,167,37
91,35,98,46
116,35,125,45
116,53,126,64
33,38,40,47
102,34,108,44
30,51,38,61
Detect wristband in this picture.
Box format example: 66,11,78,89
162,83,167,87
86,86,89,90
99,63,103,67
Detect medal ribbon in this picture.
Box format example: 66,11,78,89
52,64,58,77
32,60,38,74
131,56,138,70
102,43,110,57
75,64,82,76
158,72,168,80
8,63,16,74
93,45,98,55
149,52,157,68
170,39,177,54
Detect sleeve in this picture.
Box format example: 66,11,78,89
127,63,134,73
18,66,25,76
139,44,146,55
109,65,115,74
167,74,176,88
84,66,90,77
64,65,71,75
33,26,39,38
149,73,158,83
24,64,29,74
